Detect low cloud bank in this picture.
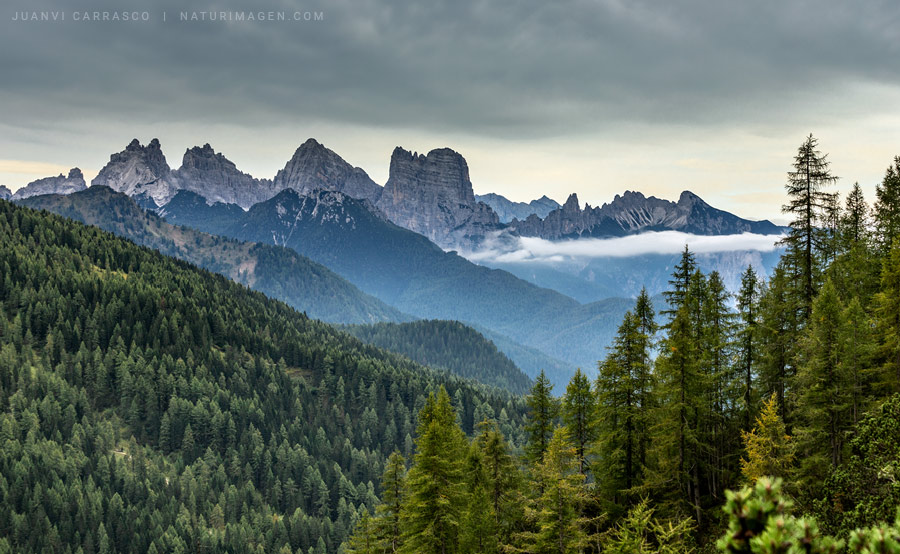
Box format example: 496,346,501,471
464,231,784,264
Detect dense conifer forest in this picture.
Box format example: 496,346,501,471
343,320,533,394
345,138,900,553
0,200,527,553
2,136,900,553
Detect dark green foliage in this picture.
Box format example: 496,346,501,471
718,477,900,553
815,395,900,538
525,371,560,468
20,186,407,324
0,199,528,553
399,388,469,554
875,157,900,255
343,319,532,394
162,188,642,374
779,134,838,320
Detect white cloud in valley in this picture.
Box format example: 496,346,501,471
463,231,785,264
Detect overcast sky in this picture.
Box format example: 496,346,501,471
2,0,899,221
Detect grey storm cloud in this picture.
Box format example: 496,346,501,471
2,0,900,138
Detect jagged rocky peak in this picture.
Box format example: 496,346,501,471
92,138,176,205
171,143,275,209
377,146,500,249
10,167,87,201
384,146,476,206
0,185,10,200
273,138,382,204
562,193,581,212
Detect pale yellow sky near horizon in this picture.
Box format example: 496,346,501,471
2,115,898,225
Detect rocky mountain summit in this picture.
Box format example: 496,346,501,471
476,193,561,223
91,139,176,205
0,186,11,200
274,138,382,204
376,147,501,248
10,168,87,201
510,189,783,239
171,144,276,209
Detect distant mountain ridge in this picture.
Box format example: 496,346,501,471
509,190,784,239
477,193,561,223
10,167,86,200
19,186,408,325
159,186,636,382
37,137,783,250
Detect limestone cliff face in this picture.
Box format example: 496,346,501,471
91,139,177,206
510,190,783,239
376,146,500,248
171,144,276,209
11,168,87,200
273,138,382,204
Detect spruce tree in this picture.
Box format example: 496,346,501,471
875,242,900,395
736,266,761,430
780,134,838,320
525,371,560,468
874,156,900,255
375,451,406,553
563,369,595,476
841,182,870,247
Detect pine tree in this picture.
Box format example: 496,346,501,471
874,156,900,255
400,387,469,554
740,394,793,483
563,369,595,476
525,371,560,468
736,266,761,430
780,134,838,320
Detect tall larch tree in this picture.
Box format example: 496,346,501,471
780,134,838,320
595,311,646,515
400,387,469,554
794,279,853,487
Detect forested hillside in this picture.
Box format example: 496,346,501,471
346,139,900,553
0,199,528,553
343,320,532,395
20,186,408,324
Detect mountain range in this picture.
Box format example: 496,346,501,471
8,136,786,385
77,137,782,250
19,186,407,325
